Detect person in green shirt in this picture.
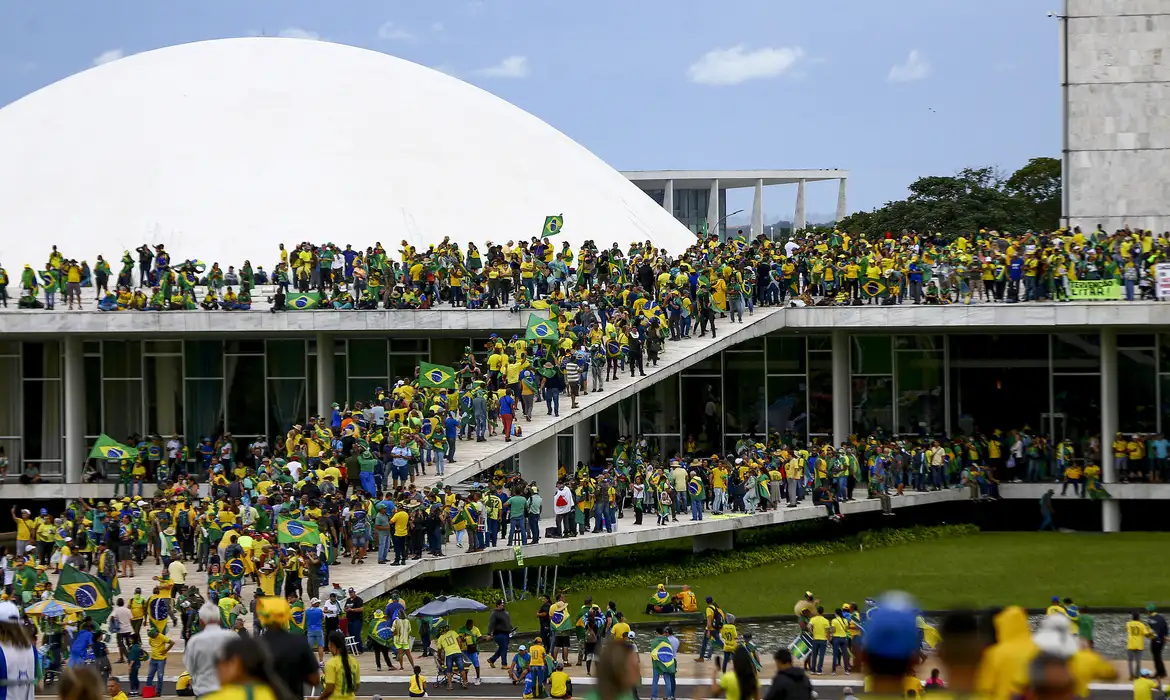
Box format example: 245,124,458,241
506,493,527,546
1079,606,1095,648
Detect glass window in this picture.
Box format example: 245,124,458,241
1159,334,1170,371
1119,348,1157,433
951,334,1047,361
851,336,892,375
268,379,307,439
895,336,943,351
728,336,764,351
347,339,388,377
266,340,307,378
84,355,102,436
896,351,944,436
224,340,264,355
82,341,100,355
0,357,20,437
766,335,806,374
0,341,19,356
391,339,429,353
224,356,265,436
144,340,182,354
851,375,893,435
102,380,142,442
681,376,721,453
23,341,61,379
638,376,680,434
145,355,184,437
184,379,224,442
767,375,807,439
1053,334,1100,371
390,355,423,385
23,379,61,460
724,352,765,436
683,355,720,374
1053,374,1100,443
807,335,832,352
347,378,384,407
1119,334,1155,349
807,352,833,436
185,341,223,378
102,341,141,379
596,396,636,449
557,435,574,470
648,435,682,462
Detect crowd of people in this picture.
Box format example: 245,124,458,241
1,224,1166,311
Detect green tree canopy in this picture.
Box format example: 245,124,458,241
839,158,1061,239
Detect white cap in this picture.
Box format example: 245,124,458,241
137,500,146,506
311,598,320,604
735,458,743,465
0,601,20,622
626,631,636,639
64,537,72,542
25,545,35,552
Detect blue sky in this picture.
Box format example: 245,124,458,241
0,0,1059,224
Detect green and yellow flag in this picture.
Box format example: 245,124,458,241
419,362,457,390
148,593,172,632
542,215,564,238
525,313,559,343
287,292,321,311
54,565,114,623
861,279,887,299
276,516,321,545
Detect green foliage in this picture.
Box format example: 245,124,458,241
839,159,1061,238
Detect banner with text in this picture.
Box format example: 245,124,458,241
1068,280,1121,300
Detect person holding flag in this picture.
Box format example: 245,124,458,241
650,625,678,700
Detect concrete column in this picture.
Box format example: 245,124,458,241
573,419,591,469
663,179,674,218
465,563,496,589
831,330,850,448
751,178,765,238
64,336,85,483
520,434,560,498
154,355,179,435
316,332,335,418
707,179,720,238
692,530,734,553
836,178,848,224
794,179,807,232
1100,328,1120,532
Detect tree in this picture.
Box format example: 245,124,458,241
838,158,1062,239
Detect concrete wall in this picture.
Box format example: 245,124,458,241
1066,0,1170,232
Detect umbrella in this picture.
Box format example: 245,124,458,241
24,599,85,618
411,596,488,618
88,434,138,460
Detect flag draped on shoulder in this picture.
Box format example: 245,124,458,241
54,565,114,623
419,361,457,390
525,313,559,342
277,516,322,545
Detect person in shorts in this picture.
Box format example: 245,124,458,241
437,625,468,690
305,598,326,662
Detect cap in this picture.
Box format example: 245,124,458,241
861,593,921,660
310,598,320,605
0,601,20,622
518,645,527,651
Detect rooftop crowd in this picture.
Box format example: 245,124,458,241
1,223,1166,311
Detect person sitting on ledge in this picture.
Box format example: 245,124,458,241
201,288,219,310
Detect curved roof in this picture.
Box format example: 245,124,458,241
0,38,693,273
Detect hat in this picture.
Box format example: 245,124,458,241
0,601,20,622
861,593,921,660
518,645,527,651
310,598,320,605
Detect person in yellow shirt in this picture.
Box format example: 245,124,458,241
323,630,361,700
1067,644,1117,697
719,613,739,672
438,624,468,690
145,628,174,696
1133,670,1160,700
390,507,409,565
610,613,631,641
829,609,852,674
107,677,128,700
807,607,831,675
1126,612,1154,679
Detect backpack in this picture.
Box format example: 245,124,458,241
711,606,725,630
178,510,190,528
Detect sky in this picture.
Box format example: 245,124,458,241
0,0,1060,225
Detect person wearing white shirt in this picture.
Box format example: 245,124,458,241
322,593,342,637
553,483,575,537
287,460,303,480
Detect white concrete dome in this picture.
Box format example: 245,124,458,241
0,37,694,273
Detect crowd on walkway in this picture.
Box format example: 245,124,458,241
2,224,1167,311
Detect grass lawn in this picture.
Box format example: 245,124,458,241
451,532,1170,633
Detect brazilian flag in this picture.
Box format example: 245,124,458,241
54,565,114,623
650,638,677,673
861,279,887,299
542,214,564,238
287,291,321,311
289,600,307,635
373,619,395,644
39,270,59,291
226,556,246,581
550,603,573,634
148,593,172,632
277,516,322,545
525,314,559,342
419,361,457,390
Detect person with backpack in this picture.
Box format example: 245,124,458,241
697,597,725,662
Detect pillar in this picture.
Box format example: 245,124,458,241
154,355,179,435
831,330,850,448
836,178,848,224
520,434,560,498
573,419,591,469
465,563,496,589
751,178,764,238
1100,328,1120,532
692,530,734,553
663,179,674,218
707,178,720,238
64,336,85,483
316,332,335,419
794,179,807,232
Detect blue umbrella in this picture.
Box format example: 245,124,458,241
411,596,487,618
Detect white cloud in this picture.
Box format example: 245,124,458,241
473,55,529,78
687,45,804,86
431,21,445,32
92,48,124,66
888,49,931,82
277,27,321,40
377,22,414,41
